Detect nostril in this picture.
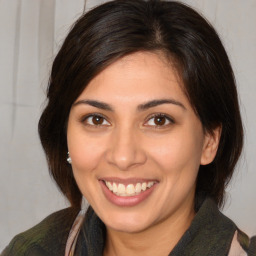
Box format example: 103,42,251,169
104,130,147,170
105,146,147,170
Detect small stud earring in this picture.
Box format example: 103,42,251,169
67,152,72,164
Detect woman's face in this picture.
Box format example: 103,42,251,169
67,51,218,233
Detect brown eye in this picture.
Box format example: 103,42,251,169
145,114,173,127
84,114,110,126
154,116,166,126
92,116,104,125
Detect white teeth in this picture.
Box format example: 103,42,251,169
141,182,147,191
113,183,118,193
147,182,154,188
126,184,135,195
105,181,155,197
117,184,126,194
135,183,142,193
106,181,113,191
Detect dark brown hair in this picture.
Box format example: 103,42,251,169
39,0,243,209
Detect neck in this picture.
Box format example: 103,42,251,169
103,204,195,256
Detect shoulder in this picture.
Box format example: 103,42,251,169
230,229,256,255
216,208,256,255
181,197,256,255
1,207,79,256
210,202,256,255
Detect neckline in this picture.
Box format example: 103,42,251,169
68,197,236,255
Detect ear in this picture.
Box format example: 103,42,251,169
200,126,222,165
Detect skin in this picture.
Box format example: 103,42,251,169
67,51,220,256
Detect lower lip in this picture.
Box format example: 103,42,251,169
100,181,157,207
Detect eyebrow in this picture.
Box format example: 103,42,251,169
73,100,114,111
73,99,186,111
137,99,186,111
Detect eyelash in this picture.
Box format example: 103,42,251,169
80,113,175,128
80,113,110,127
144,113,175,128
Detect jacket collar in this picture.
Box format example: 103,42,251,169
76,198,236,256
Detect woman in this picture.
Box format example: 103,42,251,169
2,0,255,255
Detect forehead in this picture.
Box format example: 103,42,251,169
76,51,189,108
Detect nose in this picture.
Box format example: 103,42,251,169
105,127,147,171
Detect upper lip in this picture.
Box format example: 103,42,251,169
99,177,159,185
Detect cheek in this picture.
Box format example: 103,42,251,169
69,135,108,173
67,130,109,203
67,119,109,175
146,127,204,173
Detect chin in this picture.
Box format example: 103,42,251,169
102,211,155,234
107,221,149,234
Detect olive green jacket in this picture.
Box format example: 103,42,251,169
2,198,256,255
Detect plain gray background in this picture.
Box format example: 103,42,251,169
1,0,256,251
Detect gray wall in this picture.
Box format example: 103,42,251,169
0,0,255,251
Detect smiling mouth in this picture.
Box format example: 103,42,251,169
103,180,157,197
